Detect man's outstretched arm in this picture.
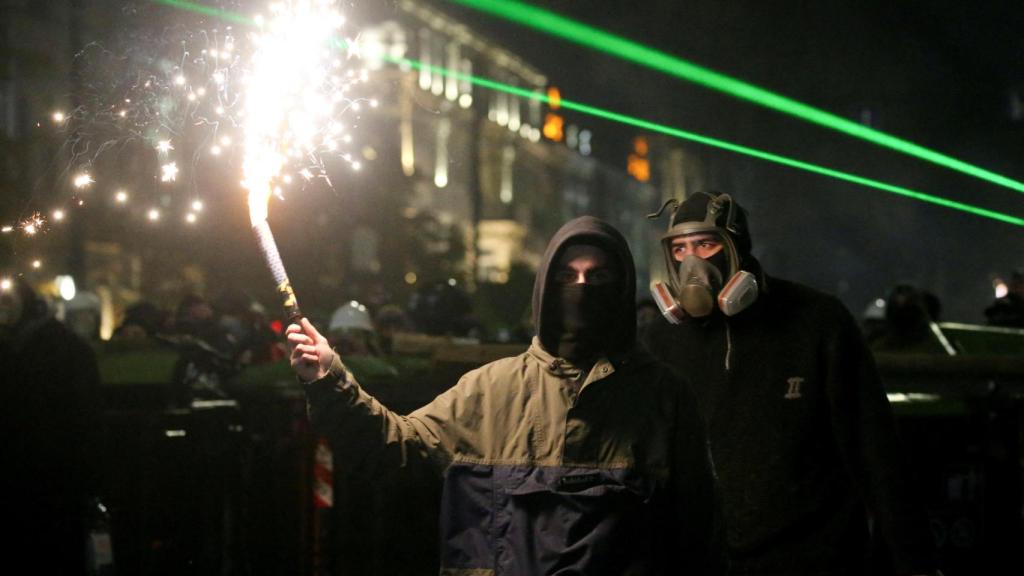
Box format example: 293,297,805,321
286,318,450,473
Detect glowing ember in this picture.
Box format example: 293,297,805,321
73,173,94,188
20,213,45,236
161,162,179,182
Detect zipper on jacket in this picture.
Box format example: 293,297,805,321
568,370,586,407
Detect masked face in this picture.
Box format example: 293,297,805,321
652,195,758,323
668,232,730,318
545,244,621,363
656,229,758,320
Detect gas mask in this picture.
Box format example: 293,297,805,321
648,193,759,323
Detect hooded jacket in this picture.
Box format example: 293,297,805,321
304,216,715,575
1,281,102,574
533,216,637,357
643,259,937,576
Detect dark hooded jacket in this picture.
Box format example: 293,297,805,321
0,280,102,575
304,216,715,575
643,194,936,576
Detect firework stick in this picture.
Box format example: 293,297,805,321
252,220,302,322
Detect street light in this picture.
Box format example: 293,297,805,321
57,275,77,301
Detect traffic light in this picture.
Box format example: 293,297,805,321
627,136,650,182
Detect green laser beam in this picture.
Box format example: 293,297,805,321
389,55,1024,227
150,0,254,25
144,0,1024,227
446,0,1024,196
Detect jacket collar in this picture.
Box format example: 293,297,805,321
527,336,618,388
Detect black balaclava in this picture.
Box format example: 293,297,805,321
550,251,623,363
533,217,637,363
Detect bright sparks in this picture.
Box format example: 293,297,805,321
191,200,204,212
115,190,129,203
147,208,161,221
52,209,65,221
52,111,66,123
242,0,355,225
73,173,94,188
20,213,45,236
161,162,179,182
0,278,11,291
157,139,174,153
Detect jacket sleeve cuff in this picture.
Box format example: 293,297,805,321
300,352,349,391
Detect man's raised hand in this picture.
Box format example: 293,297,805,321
286,317,334,382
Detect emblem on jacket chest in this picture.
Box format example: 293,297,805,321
784,377,804,399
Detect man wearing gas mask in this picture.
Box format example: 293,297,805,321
643,192,938,576
288,216,716,575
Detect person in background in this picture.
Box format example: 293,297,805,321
113,300,169,341
985,270,1024,328
636,296,661,337
0,277,103,575
868,285,949,354
373,303,413,355
326,300,379,356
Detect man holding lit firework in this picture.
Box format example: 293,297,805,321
287,216,716,575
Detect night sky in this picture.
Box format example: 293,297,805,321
3,0,1022,321
433,0,1024,322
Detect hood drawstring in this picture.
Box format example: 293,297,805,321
725,322,733,372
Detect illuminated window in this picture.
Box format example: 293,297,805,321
418,28,432,91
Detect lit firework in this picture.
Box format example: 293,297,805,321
4,0,374,287
243,0,365,321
